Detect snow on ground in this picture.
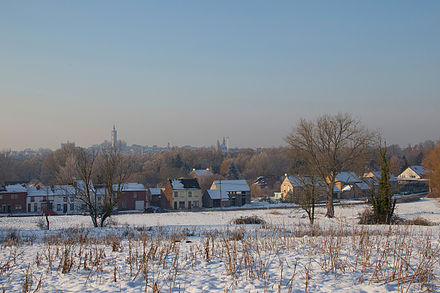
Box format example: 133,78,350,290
0,198,439,292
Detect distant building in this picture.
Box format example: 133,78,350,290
397,166,428,180
116,183,147,211
397,166,430,194
363,171,399,194
0,184,27,214
148,188,165,208
164,179,202,210
111,125,117,148
280,175,326,202
206,180,251,207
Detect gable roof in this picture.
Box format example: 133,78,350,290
170,178,200,190
205,189,230,200
409,165,427,177
286,176,324,187
4,184,27,193
212,180,250,192
364,171,398,182
336,172,361,183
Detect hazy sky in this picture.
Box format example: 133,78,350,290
1,1,439,150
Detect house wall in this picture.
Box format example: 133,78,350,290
398,168,421,180
171,189,202,210
280,178,293,200
0,192,27,213
118,190,146,211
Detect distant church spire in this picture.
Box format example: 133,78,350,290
111,125,117,148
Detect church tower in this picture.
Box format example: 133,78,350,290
111,125,117,148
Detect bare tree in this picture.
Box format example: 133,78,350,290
285,113,377,217
56,146,133,227
71,148,100,227
95,146,134,227
423,141,440,197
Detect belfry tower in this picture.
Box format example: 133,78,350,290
111,125,117,148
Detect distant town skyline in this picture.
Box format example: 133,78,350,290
1,1,439,151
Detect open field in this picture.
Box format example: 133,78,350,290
1,199,439,292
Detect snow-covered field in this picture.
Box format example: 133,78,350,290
1,198,439,292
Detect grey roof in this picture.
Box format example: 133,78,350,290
149,188,163,195
4,184,27,193
192,169,213,177
409,165,427,177
213,180,250,192
206,189,230,200
336,172,361,183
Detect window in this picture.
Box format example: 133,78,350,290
0,195,2,200
179,201,185,209
57,204,61,211
34,204,38,212
133,192,137,199
121,201,127,209
188,191,192,197
11,194,18,200
193,201,199,207
63,197,67,202
70,203,75,211
174,191,178,197
30,197,35,202
15,204,22,210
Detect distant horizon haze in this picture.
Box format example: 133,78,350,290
1,1,439,151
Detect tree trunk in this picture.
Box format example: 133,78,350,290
326,193,334,218
45,213,50,230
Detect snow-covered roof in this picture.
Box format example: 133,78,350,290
53,185,76,195
287,176,324,187
4,184,27,193
287,176,306,187
365,171,398,182
170,179,200,190
336,172,361,183
114,183,145,192
355,182,371,191
206,189,230,200
409,165,427,177
192,169,213,177
213,180,250,192
149,188,163,195
26,186,54,197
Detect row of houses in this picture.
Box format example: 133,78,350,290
0,182,147,215
150,178,251,210
279,165,430,202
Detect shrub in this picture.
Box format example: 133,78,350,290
232,215,266,225
402,217,433,226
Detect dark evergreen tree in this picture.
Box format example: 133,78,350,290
371,149,396,224
227,162,239,179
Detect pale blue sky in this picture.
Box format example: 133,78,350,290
1,1,439,150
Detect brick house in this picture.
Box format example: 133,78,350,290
116,183,147,211
164,178,202,210
0,184,27,214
